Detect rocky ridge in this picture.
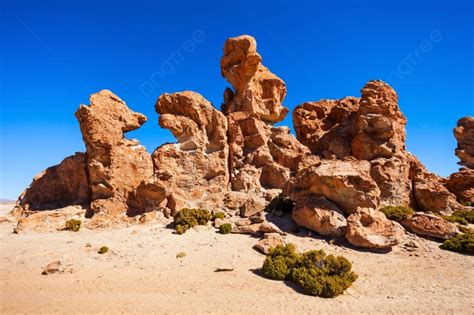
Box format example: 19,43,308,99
15,35,473,249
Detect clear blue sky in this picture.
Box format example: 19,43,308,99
1,0,473,199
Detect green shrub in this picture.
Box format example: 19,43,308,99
98,246,109,254
176,252,186,259
212,212,225,220
443,215,468,226
261,244,357,297
265,194,295,214
440,232,474,254
65,219,81,232
460,200,472,207
219,223,232,234
173,208,212,234
379,206,414,222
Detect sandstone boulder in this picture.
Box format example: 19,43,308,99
253,233,286,254
15,206,85,233
445,168,474,203
286,159,380,215
401,213,458,240
17,153,89,211
75,90,154,216
345,208,405,249
291,195,347,237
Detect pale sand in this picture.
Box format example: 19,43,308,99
0,204,473,314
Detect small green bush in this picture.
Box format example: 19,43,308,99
265,194,295,214
65,219,81,232
98,246,109,254
460,200,472,207
176,252,186,259
219,223,232,234
379,206,414,222
173,208,212,234
443,210,474,226
440,232,474,254
261,244,357,297
212,212,225,220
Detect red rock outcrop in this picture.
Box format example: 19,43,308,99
221,35,310,192
17,153,89,210
445,169,474,203
75,90,154,216
152,91,229,212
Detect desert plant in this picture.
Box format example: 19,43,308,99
98,246,109,254
379,206,414,222
442,210,474,226
440,232,474,254
173,208,212,234
212,212,225,220
219,223,232,234
265,194,295,215
261,244,357,297
176,252,186,259
65,219,81,232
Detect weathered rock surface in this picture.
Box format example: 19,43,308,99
286,159,380,215
221,35,287,123
152,91,229,213
17,153,89,210
76,90,154,216
293,97,359,158
41,261,64,275
291,195,347,237
351,81,407,161
401,213,458,240
453,117,474,169
346,208,405,249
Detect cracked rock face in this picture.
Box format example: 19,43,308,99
75,90,154,216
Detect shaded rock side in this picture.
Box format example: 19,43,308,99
17,153,89,211
75,90,154,216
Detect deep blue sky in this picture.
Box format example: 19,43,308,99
1,0,473,199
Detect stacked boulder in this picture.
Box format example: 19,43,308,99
14,34,471,249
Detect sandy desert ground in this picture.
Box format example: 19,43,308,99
0,203,473,314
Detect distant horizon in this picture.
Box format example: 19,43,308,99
1,0,473,199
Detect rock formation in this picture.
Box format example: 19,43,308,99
445,117,474,203
221,35,310,193
15,34,470,250
75,90,154,216
152,91,229,213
